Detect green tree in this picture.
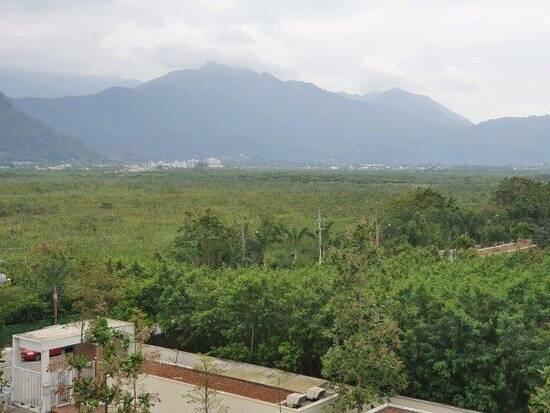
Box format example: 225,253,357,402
68,317,157,413
322,297,407,413
173,210,239,268
0,355,9,413
183,354,228,413
0,284,47,325
382,188,473,249
529,367,550,413
533,219,550,247
323,231,406,413
284,226,314,262
252,217,285,266
117,310,156,413
26,241,74,321
492,177,549,224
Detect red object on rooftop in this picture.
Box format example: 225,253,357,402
20,347,63,361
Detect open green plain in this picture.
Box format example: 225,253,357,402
0,167,545,266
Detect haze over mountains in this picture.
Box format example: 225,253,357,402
0,92,95,163
0,68,141,99
3,62,549,165
341,88,473,128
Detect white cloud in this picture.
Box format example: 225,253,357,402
362,57,405,78
438,66,485,92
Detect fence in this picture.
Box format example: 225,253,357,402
0,314,80,346
51,361,96,408
11,365,42,410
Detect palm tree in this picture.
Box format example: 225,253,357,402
317,221,335,262
284,227,315,262
254,217,285,266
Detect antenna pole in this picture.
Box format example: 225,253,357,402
374,216,380,247
240,221,247,264
318,208,323,264
53,286,59,324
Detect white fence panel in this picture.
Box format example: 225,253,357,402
11,366,42,409
51,369,71,407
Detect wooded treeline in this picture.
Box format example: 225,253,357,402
1,176,549,412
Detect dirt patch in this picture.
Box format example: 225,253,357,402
53,406,102,413
144,360,292,404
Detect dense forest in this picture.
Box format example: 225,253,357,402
0,170,549,412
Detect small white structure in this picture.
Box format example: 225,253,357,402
0,273,10,285
10,319,134,413
306,386,326,401
285,393,308,408
204,157,224,168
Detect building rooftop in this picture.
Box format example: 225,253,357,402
143,359,294,404
369,396,481,413
477,239,536,256
15,319,133,343
143,344,327,394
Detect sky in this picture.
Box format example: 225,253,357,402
1,0,550,122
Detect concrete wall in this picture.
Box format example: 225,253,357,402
387,396,480,413
140,374,338,413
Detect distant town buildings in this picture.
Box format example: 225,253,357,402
204,157,224,168
123,158,223,172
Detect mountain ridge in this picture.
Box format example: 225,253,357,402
11,62,550,165
0,91,97,163
341,87,473,128
0,67,141,99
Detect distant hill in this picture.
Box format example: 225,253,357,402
12,62,550,165
341,88,472,128
0,68,141,98
464,115,550,164
0,92,96,163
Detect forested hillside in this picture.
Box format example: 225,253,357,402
0,170,548,412
0,91,95,163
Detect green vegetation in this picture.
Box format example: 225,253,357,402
0,168,549,413
66,315,155,413
0,168,538,265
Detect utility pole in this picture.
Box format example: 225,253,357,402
374,216,380,247
53,286,59,324
317,208,324,264
240,221,247,264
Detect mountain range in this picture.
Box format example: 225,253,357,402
0,92,95,163
3,62,550,165
0,68,141,99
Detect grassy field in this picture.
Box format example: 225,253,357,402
0,167,544,266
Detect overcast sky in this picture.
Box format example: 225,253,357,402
1,0,549,122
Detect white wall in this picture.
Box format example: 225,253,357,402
140,374,337,413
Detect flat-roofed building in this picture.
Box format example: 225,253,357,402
3,321,481,413
8,319,134,413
